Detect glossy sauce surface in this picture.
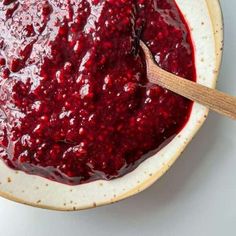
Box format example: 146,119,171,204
0,0,195,184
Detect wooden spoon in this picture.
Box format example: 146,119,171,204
140,41,236,120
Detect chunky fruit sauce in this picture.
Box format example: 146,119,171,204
0,0,195,185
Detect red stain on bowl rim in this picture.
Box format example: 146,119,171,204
0,0,195,185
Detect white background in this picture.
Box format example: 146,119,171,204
0,1,235,235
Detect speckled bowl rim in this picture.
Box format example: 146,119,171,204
0,0,223,211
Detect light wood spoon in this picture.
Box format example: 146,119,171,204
140,41,236,120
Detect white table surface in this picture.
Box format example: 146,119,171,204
0,1,235,235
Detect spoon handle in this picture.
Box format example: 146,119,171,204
148,66,236,120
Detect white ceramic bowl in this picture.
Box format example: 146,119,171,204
0,0,223,211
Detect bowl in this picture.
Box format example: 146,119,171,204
0,0,223,211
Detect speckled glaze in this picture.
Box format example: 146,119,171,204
0,0,223,211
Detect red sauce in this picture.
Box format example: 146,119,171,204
0,0,195,185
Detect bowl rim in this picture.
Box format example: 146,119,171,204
0,0,224,211
113,0,224,204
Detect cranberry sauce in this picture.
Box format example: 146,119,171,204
0,0,195,185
